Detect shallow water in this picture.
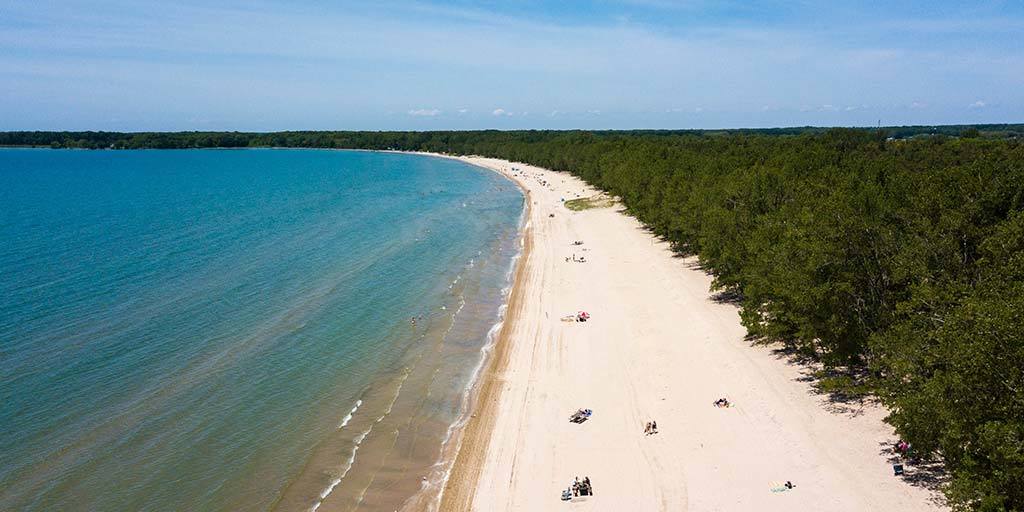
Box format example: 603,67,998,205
0,149,523,511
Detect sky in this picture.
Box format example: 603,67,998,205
1,0,1022,131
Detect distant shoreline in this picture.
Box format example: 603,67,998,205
1,123,1020,152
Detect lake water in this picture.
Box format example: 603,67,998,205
0,148,524,511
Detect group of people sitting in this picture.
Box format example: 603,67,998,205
561,476,593,500
713,397,731,408
643,420,659,435
565,254,587,263
560,311,591,322
569,408,593,424
894,440,910,455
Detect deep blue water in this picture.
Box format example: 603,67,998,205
0,149,523,511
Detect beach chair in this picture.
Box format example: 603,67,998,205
893,464,904,476
561,488,572,501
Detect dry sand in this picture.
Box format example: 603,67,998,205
436,156,946,512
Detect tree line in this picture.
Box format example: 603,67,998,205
3,128,1023,510
0,124,1021,150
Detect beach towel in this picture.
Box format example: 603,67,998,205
769,482,792,493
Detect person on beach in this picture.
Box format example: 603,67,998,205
651,420,658,433
895,440,910,457
644,422,651,434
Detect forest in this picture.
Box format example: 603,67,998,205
3,128,1023,510
0,123,1022,149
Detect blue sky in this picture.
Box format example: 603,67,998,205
1,0,1022,130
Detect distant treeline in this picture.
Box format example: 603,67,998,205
0,123,1021,150
5,127,1024,510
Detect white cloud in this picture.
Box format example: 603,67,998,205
587,109,601,115
408,108,441,117
910,101,928,109
457,108,469,114
548,110,560,117
693,107,704,113
968,100,987,109
492,108,512,116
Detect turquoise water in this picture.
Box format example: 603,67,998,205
0,149,524,511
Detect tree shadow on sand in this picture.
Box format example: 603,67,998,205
631,223,699,260
761,344,950,505
879,441,950,507
764,344,876,418
710,288,743,305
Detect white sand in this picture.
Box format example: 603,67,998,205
438,156,946,512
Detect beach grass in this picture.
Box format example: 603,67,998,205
564,195,615,211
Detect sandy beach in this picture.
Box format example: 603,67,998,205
437,156,947,512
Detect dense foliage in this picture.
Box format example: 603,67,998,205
4,128,1023,510
0,123,1021,149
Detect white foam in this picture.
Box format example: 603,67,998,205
309,429,371,512
338,399,362,429
312,369,412,511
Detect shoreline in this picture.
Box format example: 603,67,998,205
275,150,528,512
428,155,947,511
390,152,533,512
434,159,533,512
